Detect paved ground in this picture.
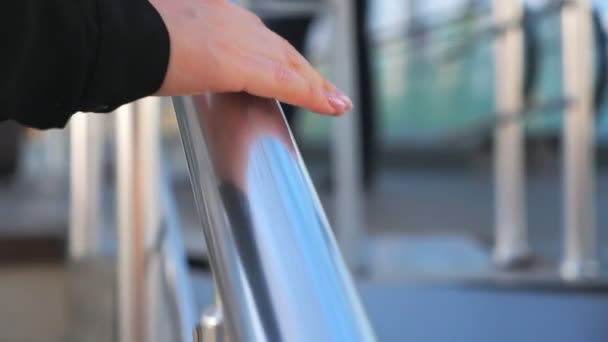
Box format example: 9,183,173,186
5,264,607,342
0,265,68,342
0,261,115,342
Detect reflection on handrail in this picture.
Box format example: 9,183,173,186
173,93,376,342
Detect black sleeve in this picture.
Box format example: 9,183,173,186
0,0,170,129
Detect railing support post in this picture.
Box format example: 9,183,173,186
116,98,162,342
492,0,532,268
331,0,366,272
69,113,105,260
560,0,599,280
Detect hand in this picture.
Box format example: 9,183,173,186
149,0,353,115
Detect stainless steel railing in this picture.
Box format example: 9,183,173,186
173,93,376,342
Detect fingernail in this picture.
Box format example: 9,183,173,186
331,87,353,111
325,92,347,112
338,94,353,110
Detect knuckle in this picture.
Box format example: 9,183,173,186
308,83,321,103
208,0,228,9
273,62,293,84
284,46,303,70
324,80,335,91
246,11,263,25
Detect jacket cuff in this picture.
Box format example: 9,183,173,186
79,0,170,113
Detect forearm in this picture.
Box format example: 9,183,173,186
0,0,169,129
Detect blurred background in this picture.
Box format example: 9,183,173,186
1,0,608,341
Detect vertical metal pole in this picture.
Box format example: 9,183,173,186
560,0,598,280
69,113,104,259
116,103,142,342
492,0,531,268
159,150,198,342
116,98,162,342
332,0,366,272
140,98,165,342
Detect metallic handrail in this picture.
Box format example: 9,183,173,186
173,93,376,341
